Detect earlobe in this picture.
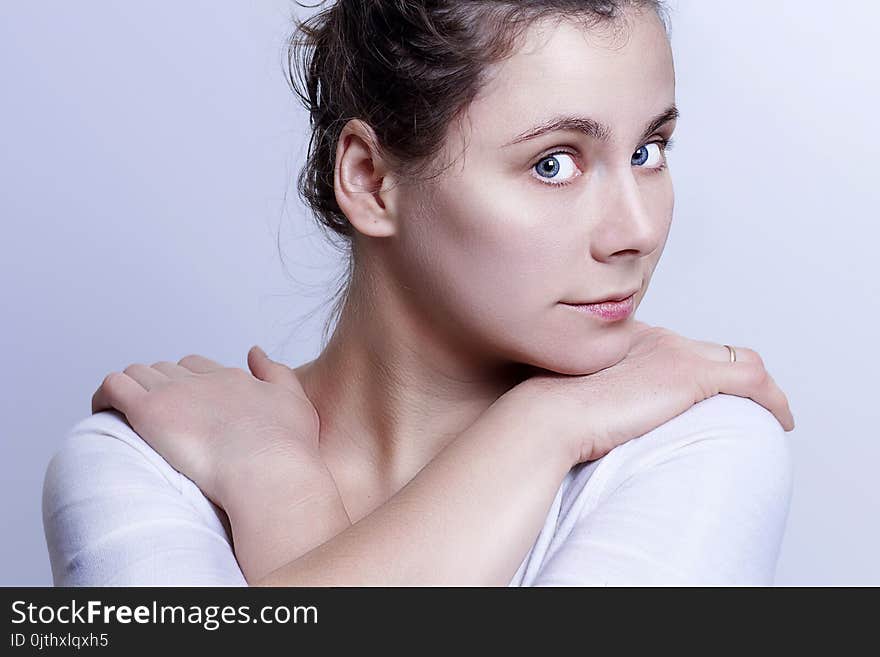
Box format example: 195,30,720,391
334,119,398,238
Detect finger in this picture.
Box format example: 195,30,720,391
178,354,224,373
247,345,308,399
762,369,796,431
150,361,193,379
628,320,655,337
692,339,756,365
709,359,795,431
756,371,795,432
123,363,168,391
706,344,792,428
92,372,148,415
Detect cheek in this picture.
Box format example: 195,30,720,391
402,181,566,322
392,179,650,375
647,186,674,271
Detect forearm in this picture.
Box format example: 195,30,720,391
252,391,575,586
222,456,352,585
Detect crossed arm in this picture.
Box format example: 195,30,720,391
43,394,792,586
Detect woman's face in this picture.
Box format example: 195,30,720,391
392,8,676,376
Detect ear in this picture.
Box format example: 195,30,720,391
334,119,400,239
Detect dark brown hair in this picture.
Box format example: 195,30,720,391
284,0,670,345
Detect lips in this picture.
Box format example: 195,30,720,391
565,289,639,305
561,293,635,321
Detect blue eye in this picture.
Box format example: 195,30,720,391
634,138,675,172
530,138,675,188
531,152,581,187
632,142,664,168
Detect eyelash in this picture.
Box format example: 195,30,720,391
531,137,676,188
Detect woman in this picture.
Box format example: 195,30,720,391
42,0,795,586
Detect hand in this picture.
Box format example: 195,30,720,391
512,321,796,465
91,346,323,509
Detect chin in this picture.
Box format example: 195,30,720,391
541,356,625,377
527,327,633,377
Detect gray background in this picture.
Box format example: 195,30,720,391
2,1,877,585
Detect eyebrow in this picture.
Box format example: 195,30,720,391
503,104,679,147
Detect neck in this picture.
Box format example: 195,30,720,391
294,264,533,520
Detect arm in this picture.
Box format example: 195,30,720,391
246,390,577,586
241,327,793,587
526,395,794,586
42,411,248,586
220,451,352,584
86,327,793,585
86,348,354,585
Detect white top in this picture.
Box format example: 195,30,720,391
42,393,793,586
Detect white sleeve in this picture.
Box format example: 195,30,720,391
529,394,794,586
42,410,248,586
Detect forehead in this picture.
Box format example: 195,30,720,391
463,8,675,148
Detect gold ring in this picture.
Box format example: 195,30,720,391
723,344,737,363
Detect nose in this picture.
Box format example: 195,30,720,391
589,167,667,262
